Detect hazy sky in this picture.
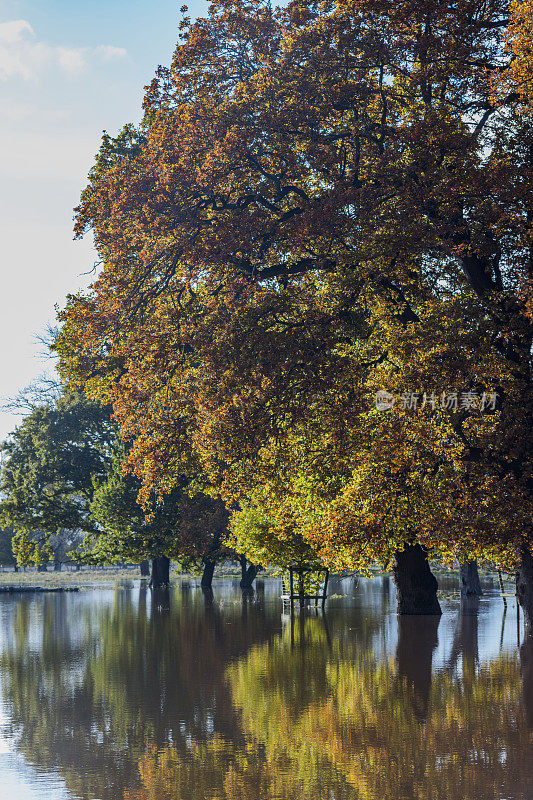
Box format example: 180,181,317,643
0,0,207,439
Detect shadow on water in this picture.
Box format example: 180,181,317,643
521,631,533,730
396,614,440,720
0,577,531,799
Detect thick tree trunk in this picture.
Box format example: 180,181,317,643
14,565,19,573
517,548,533,628
37,564,47,573
393,544,442,615
242,564,259,596
239,556,259,597
149,556,170,589
140,560,150,577
201,559,216,600
54,561,62,572
239,555,247,584
459,560,482,596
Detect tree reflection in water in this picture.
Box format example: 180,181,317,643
0,583,532,799
229,612,533,800
0,585,279,799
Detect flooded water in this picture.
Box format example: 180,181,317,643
0,575,531,800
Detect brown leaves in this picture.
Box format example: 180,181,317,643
57,0,533,569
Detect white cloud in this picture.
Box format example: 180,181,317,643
95,44,128,62
0,18,127,81
0,19,33,43
56,46,87,76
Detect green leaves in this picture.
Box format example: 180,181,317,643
55,0,533,572
0,391,114,566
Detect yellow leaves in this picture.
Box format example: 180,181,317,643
54,0,533,573
495,0,533,108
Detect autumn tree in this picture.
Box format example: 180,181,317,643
56,0,533,615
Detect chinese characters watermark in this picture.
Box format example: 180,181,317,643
374,390,498,412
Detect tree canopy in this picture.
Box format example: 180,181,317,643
0,391,114,566
55,0,533,584
89,442,233,573
0,387,233,577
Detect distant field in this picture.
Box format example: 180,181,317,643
0,566,149,588
0,563,249,589
0,563,514,591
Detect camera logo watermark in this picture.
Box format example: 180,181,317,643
375,390,395,410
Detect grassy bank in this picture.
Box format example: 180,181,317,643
0,563,257,590
0,566,150,589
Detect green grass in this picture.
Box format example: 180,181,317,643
0,566,150,589
0,563,268,589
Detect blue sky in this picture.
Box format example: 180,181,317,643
0,0,207,438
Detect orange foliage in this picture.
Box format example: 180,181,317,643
56,0,533,568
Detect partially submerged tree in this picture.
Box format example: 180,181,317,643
89,447,233,591
459,561,483,597
56,0,533,614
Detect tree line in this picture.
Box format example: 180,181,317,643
0,389,257,594
2,0,533,616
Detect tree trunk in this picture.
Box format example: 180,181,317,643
54,561,62,572
239,557,259,597
393,544,442,615
140,560,150,577
14,565,19,573
459,560,482,596
201,559,216,600
298,569,305,607
149,556,170,589
517,548,533,628
37,564,47,573
239,555,247,585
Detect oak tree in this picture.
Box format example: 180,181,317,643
57,0,533,614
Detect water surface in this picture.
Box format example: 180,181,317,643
0,576,531,800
